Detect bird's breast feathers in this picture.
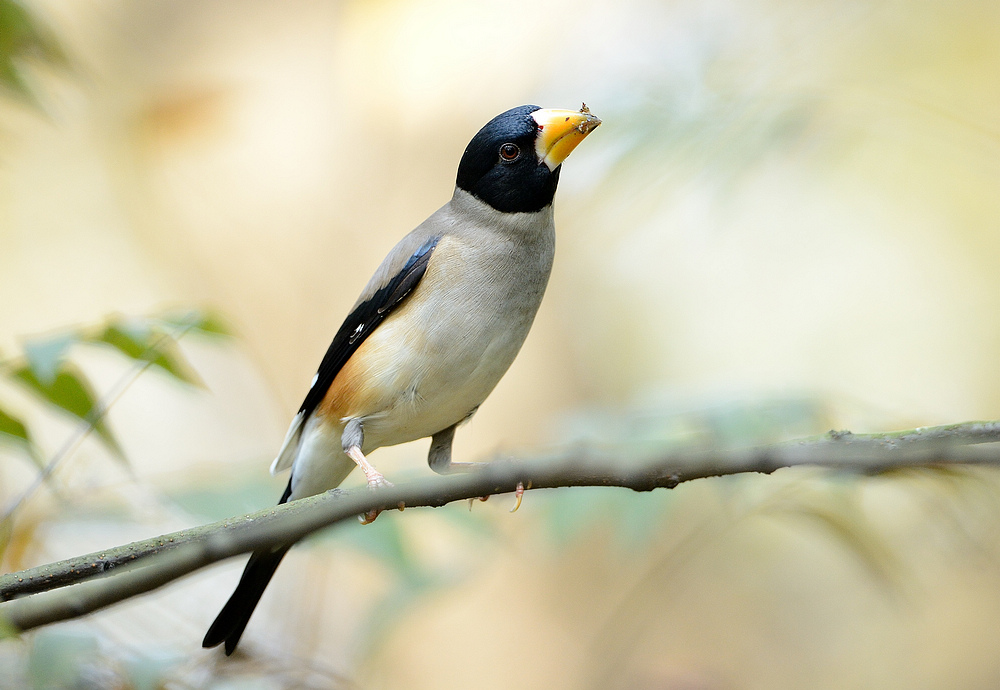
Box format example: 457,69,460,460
318,196,555,448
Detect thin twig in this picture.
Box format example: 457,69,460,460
1,420,1000,631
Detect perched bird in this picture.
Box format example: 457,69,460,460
203,104,601,654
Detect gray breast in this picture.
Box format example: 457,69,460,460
361,190,556,446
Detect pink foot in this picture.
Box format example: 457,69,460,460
358,472,393,524
510,482,525,513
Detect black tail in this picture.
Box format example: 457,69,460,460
202,479,294,655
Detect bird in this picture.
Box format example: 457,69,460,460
202,103,601,654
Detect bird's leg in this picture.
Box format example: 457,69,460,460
429,423,524,510
428,423,487,475
342,419,390,488
343,419,391,524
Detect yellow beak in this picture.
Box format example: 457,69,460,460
532,106,602,171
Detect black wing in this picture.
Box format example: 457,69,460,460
297,235,440,419
204,238,440,655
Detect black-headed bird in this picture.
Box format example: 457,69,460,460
203,104,601,654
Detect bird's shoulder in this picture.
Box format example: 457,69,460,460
352,220,447,309
294,211,453,422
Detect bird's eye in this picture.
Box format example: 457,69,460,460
499,143,520,161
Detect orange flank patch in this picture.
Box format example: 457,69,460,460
313,234,457,425
314,294,427,423
316,237,464,422
315,335,380,422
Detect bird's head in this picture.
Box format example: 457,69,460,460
456,104,601,213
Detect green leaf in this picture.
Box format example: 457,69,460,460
0,57,32,103
0,0,68,108
0,405,43,469
93,322,202,387
0,406,30,445
12,363,126,464
159,308,232,337
21,332,78,386
97,319,153,359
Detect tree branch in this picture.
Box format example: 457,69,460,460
3,420,1000,632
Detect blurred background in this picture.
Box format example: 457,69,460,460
1,0,1000,687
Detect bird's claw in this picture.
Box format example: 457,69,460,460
467,495,490,511
358,472,393,523
365,472,393,490
510,481,525,513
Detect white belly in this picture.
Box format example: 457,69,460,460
356,308,533,448
287,193,555,499
353,231,552,449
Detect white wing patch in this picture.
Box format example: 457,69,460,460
270,411,305,474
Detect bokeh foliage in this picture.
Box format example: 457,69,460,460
0,311,227,480
0,0,66,108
